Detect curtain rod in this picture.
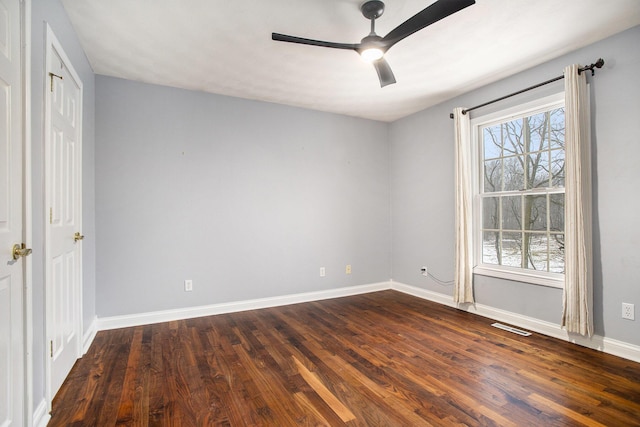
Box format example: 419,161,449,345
448,58,604,119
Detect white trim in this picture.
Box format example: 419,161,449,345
392,281,454,307
43,22,85,411
32,398,51,427
474,266,563,289
471,92,567,289
98,282,391,331
471,92,566,128
82,316,98,354
94,281,640,364
390,281,640,363
21,1,33,425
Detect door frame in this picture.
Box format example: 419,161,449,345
3,0,32,424
22,0,33,424
43,22,84,408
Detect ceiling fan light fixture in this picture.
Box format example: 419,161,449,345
360,33,385,62
361,47,384,62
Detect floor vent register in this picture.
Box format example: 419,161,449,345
491,322,532,336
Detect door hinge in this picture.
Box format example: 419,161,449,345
49,72,63,92
50,340,53,358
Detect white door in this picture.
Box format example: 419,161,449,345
45,25,83,401
0,0,25,425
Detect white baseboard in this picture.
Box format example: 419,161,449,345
83,316,98,354
94,280,639,363
391,281,640,364
392,281,455,307
33,398,50,427
97,282,391,331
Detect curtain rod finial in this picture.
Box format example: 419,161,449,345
450,110,469,119
583,58,605,76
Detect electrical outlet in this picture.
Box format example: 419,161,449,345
346,264,352,274
622,303,634,320
421,266,428,277
319,267,326,277
184,280,193,292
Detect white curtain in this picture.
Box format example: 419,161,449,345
453,108,474,303
561,65,593,336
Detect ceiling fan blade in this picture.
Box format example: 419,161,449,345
272,33,359,51
372,58,396,87
382,0,475,48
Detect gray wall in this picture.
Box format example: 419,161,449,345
31,0,96,410
24,2,639,418
95,77,390,317
390,26,640,346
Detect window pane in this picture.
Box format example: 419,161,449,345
482,231,500,265
502,196,521,231
549,108,565,149
484,159,502,192
551,148,565,187
504,156,524,191
527,112,549,151
524,195,547,231
549,194,564,231
550,233,565,273
527,151,550,189
503,119,524,156
501,232,522,268
525,233,548,271
482,197,500,229
483,125,502,159
475,101,565,280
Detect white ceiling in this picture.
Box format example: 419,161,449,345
61,0,640,122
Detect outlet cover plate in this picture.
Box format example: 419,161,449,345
622,303,634,320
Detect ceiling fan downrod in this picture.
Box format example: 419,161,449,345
359,0,386,61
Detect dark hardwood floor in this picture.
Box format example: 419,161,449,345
49,290,640,426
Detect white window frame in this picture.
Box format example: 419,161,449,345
471,92,565,288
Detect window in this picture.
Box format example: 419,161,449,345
472,93,565,287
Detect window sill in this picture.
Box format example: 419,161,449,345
473,265,564,289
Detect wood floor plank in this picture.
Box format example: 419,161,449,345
115,327,144,425
304,298,534,424
87,329,134,426
292,355,356,423
292,391,335,426
271,309,426,425
147,324,165,426
528,393,608,427
50,291,640,426
301,338,437,426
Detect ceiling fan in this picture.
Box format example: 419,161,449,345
272,0,476,87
